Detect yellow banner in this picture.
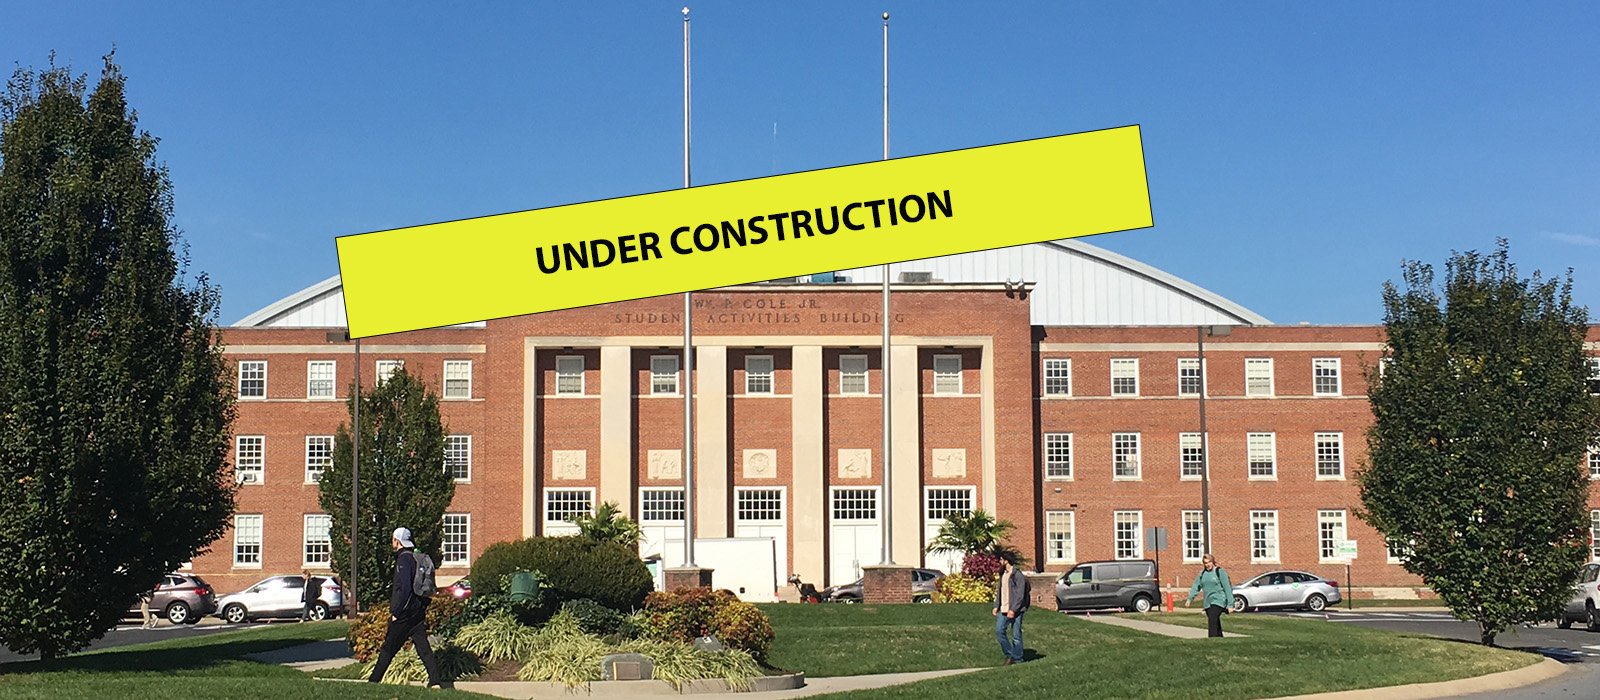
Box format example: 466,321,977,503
336,125,1152,338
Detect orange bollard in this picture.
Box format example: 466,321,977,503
1164,591,1174,612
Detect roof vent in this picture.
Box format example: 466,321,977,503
897,271,934,284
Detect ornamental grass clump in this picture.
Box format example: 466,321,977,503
622,638,761,691
362,643,484,685
515,611,610,686
454,612,543,663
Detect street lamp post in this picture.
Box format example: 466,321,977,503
1197,324,1229,554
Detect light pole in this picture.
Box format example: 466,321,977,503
1197,324,1229,554
879,10,895,568
681,6,697,569
328,329,360,617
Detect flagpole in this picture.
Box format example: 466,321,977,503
682,6,697,570
879,11,895,568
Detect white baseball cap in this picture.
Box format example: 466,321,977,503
392,527,415,548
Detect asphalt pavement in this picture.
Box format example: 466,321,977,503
0,618,266,665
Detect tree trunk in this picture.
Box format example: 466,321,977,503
1480,621,1496,646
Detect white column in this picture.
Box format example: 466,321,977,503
695,346,729,537
600,346,635,517
891,344,921,566
790,346,825,584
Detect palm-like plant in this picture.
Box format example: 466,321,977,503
925,508,1018,558
572,501,644,549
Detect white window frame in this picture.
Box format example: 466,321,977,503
734,487,786,523
933,355,963,395
1247,432,1277,480
1045,510,1075,564
307,360,336,399
1588,358,1600,396
305,435,333,484
1245,358,1274,397
1590,450,1600,481
236,435,264,484
1178,358,1203,397
923,486,975,523
1043,358,1072,397
830,486,880,523
651,355,680,396
1113,510,1143,560
1112,432,1141,480
1387,539,1407,565
375,359,405,385
1179,432,1206,481
442,513,470,566
1591,510,1600,561
1318,510,1348,563
445,435,472,482
1250,510,1279,563
1313,358,1342,397
303,514,332,567
745,355,774,395
1316,432,1345,480
840,355,869,395
1043,433,1073,480
555,356,585,395
640,487,687,523
443,360,472,399
1110,358,1139,397
238,361,267,399
544,487,596,533
233,514,263,568
1181,511,1205,562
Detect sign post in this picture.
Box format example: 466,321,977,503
1337,540,1358,611
1145,526,1169,611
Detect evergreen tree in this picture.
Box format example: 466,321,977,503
1360,241,1599,645
318,367,456,609
0,56,236,660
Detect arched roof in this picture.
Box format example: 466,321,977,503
232,239,1270,328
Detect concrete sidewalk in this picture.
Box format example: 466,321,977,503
450,669,985,699
1075,613,1247,638
245,638,355,672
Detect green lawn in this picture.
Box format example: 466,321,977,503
0,622,485,700
760,603,1539,700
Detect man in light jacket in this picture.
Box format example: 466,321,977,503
367,527,447,688
991,554,1030,665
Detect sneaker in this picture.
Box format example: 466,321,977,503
1003,658,1015,666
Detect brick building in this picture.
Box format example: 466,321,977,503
190,239,1600,599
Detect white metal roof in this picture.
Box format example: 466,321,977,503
232,240,1269,328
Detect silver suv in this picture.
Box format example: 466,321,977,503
215,575,344,623
1557,563,1600,630
824,569,944,603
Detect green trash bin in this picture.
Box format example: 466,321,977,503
510,571,541,604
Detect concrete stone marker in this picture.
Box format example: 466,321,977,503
601,653,655,681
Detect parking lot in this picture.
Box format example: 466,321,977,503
0,619,255,665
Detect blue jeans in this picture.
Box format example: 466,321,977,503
995,611,1024,662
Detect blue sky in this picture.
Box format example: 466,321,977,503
4,2,1596,325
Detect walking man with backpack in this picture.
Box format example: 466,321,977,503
367,526,447,688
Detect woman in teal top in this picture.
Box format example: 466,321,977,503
1185,553,1233,638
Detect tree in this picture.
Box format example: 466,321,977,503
1359,241,1599,645
0,56,236,660
925,509,1022,563
318,367,456,609
572,501,643,548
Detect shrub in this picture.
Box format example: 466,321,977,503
641,588,774,662
561,598,625,636
962,552,1004,579
363,643,484,685
346,595,468,661
472,537,653,611
509,609,761,689
453,612,542,663
935,573,995,603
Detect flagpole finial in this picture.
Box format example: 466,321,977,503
683,7,690,15
883,12,889,20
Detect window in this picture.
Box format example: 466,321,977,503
745,355,774,395
736,489,784,522
305,436,332,483
1113,433,1141,479
1316,432,1344,479
444,360,472,399
1180,433,1205,480
375,360,404,384
924,488,974,521
1247,433,1276,479
545,488,595,527
651,356,679,395
1182,511,1205,562
1313,358,1341,396
1589,359,1600,395
238,361,266,398
1114,511,1142,560
307,361,335,399
556,356,585,395
641,488,686,522
1250,511,1279,562
236,436,264,483
1319,510,1348,561
1592,511,1600,560
1111,359,1139,396
442,514,470,566
831,488,878,521
1590,450,1600,480
1178,358,1202,397
1043,433,1072,479
1387,539,1410,564
234,514,263,566
840,355,868,395
445,435,471,481
933,355,963,395
1045,511,1075,563
1245,358,1274,397
303,514,331,566
1044,359,1071,396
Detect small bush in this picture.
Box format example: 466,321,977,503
346,595,468,661
472,537,653,611
641,588,774,662
561,598,625,636
508,609,761,689
962,552,1004,579
362,642,484,685
935,573,996,603
453,612,542,663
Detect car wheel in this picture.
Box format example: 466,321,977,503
1587,603,1599,633
165,601,191,625
223,604,248,625
1558,614,1573,630
310,602,330,621
183,614,202,625
1306,594,1327,612
1231,595,1247,613
914,595,932,604
1131,595,1153,614
838,596,859,604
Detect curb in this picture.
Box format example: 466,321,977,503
1260,657,1569,700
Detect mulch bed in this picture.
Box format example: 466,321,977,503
472,659,522,682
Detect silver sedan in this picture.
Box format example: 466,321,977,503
1231,570,1342,612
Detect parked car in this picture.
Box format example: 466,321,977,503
124,573,217,625
1230,570,1342,612
443,578,472,600
1557,563,1600,630
215,575,344,624
1055,560,1160,613
824,569,944,603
